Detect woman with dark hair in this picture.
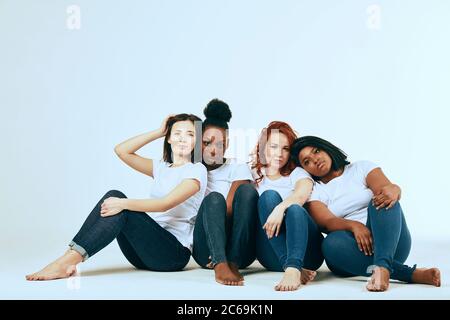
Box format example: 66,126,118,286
291,136,441,292
193,99,257,286
26,114,207,280
252,122,324,291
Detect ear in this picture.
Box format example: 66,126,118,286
224,138,230,151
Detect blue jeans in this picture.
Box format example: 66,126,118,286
193,184,258,268
256,190,324,272
70,190,191,271
322,202,416,282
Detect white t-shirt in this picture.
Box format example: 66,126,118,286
308,160,379,224
254,167,313,200
148,160,207,251
206,158,253,197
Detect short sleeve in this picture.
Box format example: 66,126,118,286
356,160,379,179
152,160,165,179
290,167,313,184
183,163,208,189
307,184,329,205
231,163,254,182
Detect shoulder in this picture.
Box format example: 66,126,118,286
153,159,168,175
191,162,207,174
349,160,379,175
290,167,313,182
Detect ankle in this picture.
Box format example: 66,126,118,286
285,267,301,274
63,249,83,264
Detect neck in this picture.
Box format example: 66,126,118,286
265,166,281,177
204,158,226,171
172,154,191,167
320,168,344,184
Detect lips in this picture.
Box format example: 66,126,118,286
318,162,325,170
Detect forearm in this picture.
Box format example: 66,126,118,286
115,129,163,155
123,198,170,213
323,217,355,233
278,194,308,211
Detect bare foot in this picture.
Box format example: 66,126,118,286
26,250,82,281
300,268,317,285
214,262,244,286
228,262,244,281
366,266,390,292
412,268,441,287
275,267,301,291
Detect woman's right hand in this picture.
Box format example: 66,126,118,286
349,221,373,256
158,114,176,137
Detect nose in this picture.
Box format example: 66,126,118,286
274,148,282,157
179,135,187,142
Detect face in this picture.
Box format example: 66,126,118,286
264,131,290,171
202,126,227,166
298,146,333,177
168,120,196,159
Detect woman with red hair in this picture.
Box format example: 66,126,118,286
251,121,324,291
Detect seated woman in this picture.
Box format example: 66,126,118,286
26,113,207,280
193,99,258,286
290,136,441,292
252,121,324,291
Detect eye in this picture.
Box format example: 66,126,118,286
304,160,310,166
203,141,210,146
314,148,320,154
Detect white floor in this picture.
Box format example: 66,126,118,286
2,237,449,300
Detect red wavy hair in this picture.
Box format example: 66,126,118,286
251,121,298,185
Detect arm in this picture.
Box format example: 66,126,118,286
263,178,313,238
305,201,373,255
279,178,313,211
225,180,251,216
101,178,200,215
366,167,401,210
305,201,354,232
114,115,172,177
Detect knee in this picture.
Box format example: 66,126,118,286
368,200,401,214
203,191,226,208
235,183,258,202
257,190,282,220
321,231,347,260
284,204,308,218
258,190,282,206
105,189,127,199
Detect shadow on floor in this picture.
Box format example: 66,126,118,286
80,266,139,277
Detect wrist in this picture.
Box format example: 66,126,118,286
121,199,129,210
277,203,288,214
347,221,357,232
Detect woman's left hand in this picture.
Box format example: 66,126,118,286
263,205,285,239
101,197,126,217
372,184,401,210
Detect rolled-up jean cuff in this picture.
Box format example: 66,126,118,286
69,241,89,262
366,263,393,275
284,263,302,271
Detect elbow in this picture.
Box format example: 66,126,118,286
114,145,121,156
114,145,126,158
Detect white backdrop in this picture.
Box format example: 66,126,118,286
1,0,450,258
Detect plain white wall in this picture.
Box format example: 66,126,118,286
1,0,450,253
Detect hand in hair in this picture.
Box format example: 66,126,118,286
158,114,176,137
